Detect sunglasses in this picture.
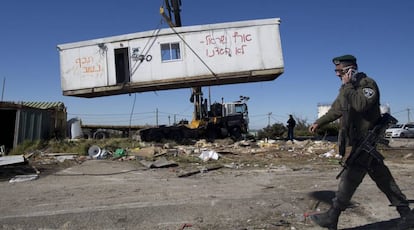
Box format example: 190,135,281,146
334,66,353,75
334,69,345,74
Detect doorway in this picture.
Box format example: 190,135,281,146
115,48,130,84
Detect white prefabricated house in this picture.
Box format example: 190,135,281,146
57,18,284,98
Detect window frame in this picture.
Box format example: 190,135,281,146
160,42,182,62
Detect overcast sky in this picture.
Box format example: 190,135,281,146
1,0,413,129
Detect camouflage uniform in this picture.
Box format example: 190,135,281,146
310,55,412,229
315,72,410,212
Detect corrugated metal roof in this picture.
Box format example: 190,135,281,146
21,101,65,110
0,101,65,110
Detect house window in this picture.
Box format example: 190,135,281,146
161,42,181,62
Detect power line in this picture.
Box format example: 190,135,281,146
67,111,155,116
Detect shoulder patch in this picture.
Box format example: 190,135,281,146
363,88,375,98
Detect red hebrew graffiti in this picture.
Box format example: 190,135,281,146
232,32,252,43
200,31,253,58
203,35,228,45
75,56,102,74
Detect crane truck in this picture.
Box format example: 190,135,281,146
138,87,250,142
57,1,284,142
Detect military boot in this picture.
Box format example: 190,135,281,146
310,206,341,230
397,206,414,230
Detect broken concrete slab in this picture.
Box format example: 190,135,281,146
139,157,178,168
0,155,25,166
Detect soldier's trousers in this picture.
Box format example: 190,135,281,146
333,150,409,211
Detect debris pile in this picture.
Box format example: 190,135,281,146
0,138,352,182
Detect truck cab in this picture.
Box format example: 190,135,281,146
222,101,249,131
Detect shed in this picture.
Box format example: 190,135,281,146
0,101,67,153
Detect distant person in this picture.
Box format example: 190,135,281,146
287,114,296,142
308,55,414,229
202,98,208,117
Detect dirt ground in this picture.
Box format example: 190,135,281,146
1,138,414,230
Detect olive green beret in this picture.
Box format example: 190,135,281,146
332,55,357,65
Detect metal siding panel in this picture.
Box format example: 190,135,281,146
17,110,44,144
13,110,20,148
17,110,26,145
40,111,52,140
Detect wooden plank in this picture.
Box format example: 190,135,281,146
177,164,223,178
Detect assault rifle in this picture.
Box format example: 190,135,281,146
336,113,398,179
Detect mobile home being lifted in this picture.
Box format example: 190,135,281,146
57,8,284,141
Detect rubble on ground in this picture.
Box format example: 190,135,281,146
1,137,412,182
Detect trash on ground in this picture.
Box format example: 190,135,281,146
9,174,39,183
113,148,126,159
139,157,178,168
319,149,341,158
199,150,219,161
177,164,223,178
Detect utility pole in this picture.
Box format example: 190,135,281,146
267,112,272,127
408,108,411,123
156,108,159,127
1,77,5,101
161,0,182,27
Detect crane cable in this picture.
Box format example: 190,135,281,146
129,21,163,77
128,19,165,136
160,6,217,78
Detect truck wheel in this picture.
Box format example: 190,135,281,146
94,131,108,139
205,125,221,142
229,127,242,141
220,127,228,138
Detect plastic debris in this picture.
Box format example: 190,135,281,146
113,148,126,159
199,150,219,161
320,149,342,159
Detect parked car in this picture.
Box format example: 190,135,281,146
385,123,414,138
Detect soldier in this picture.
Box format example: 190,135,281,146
308,55,414,229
